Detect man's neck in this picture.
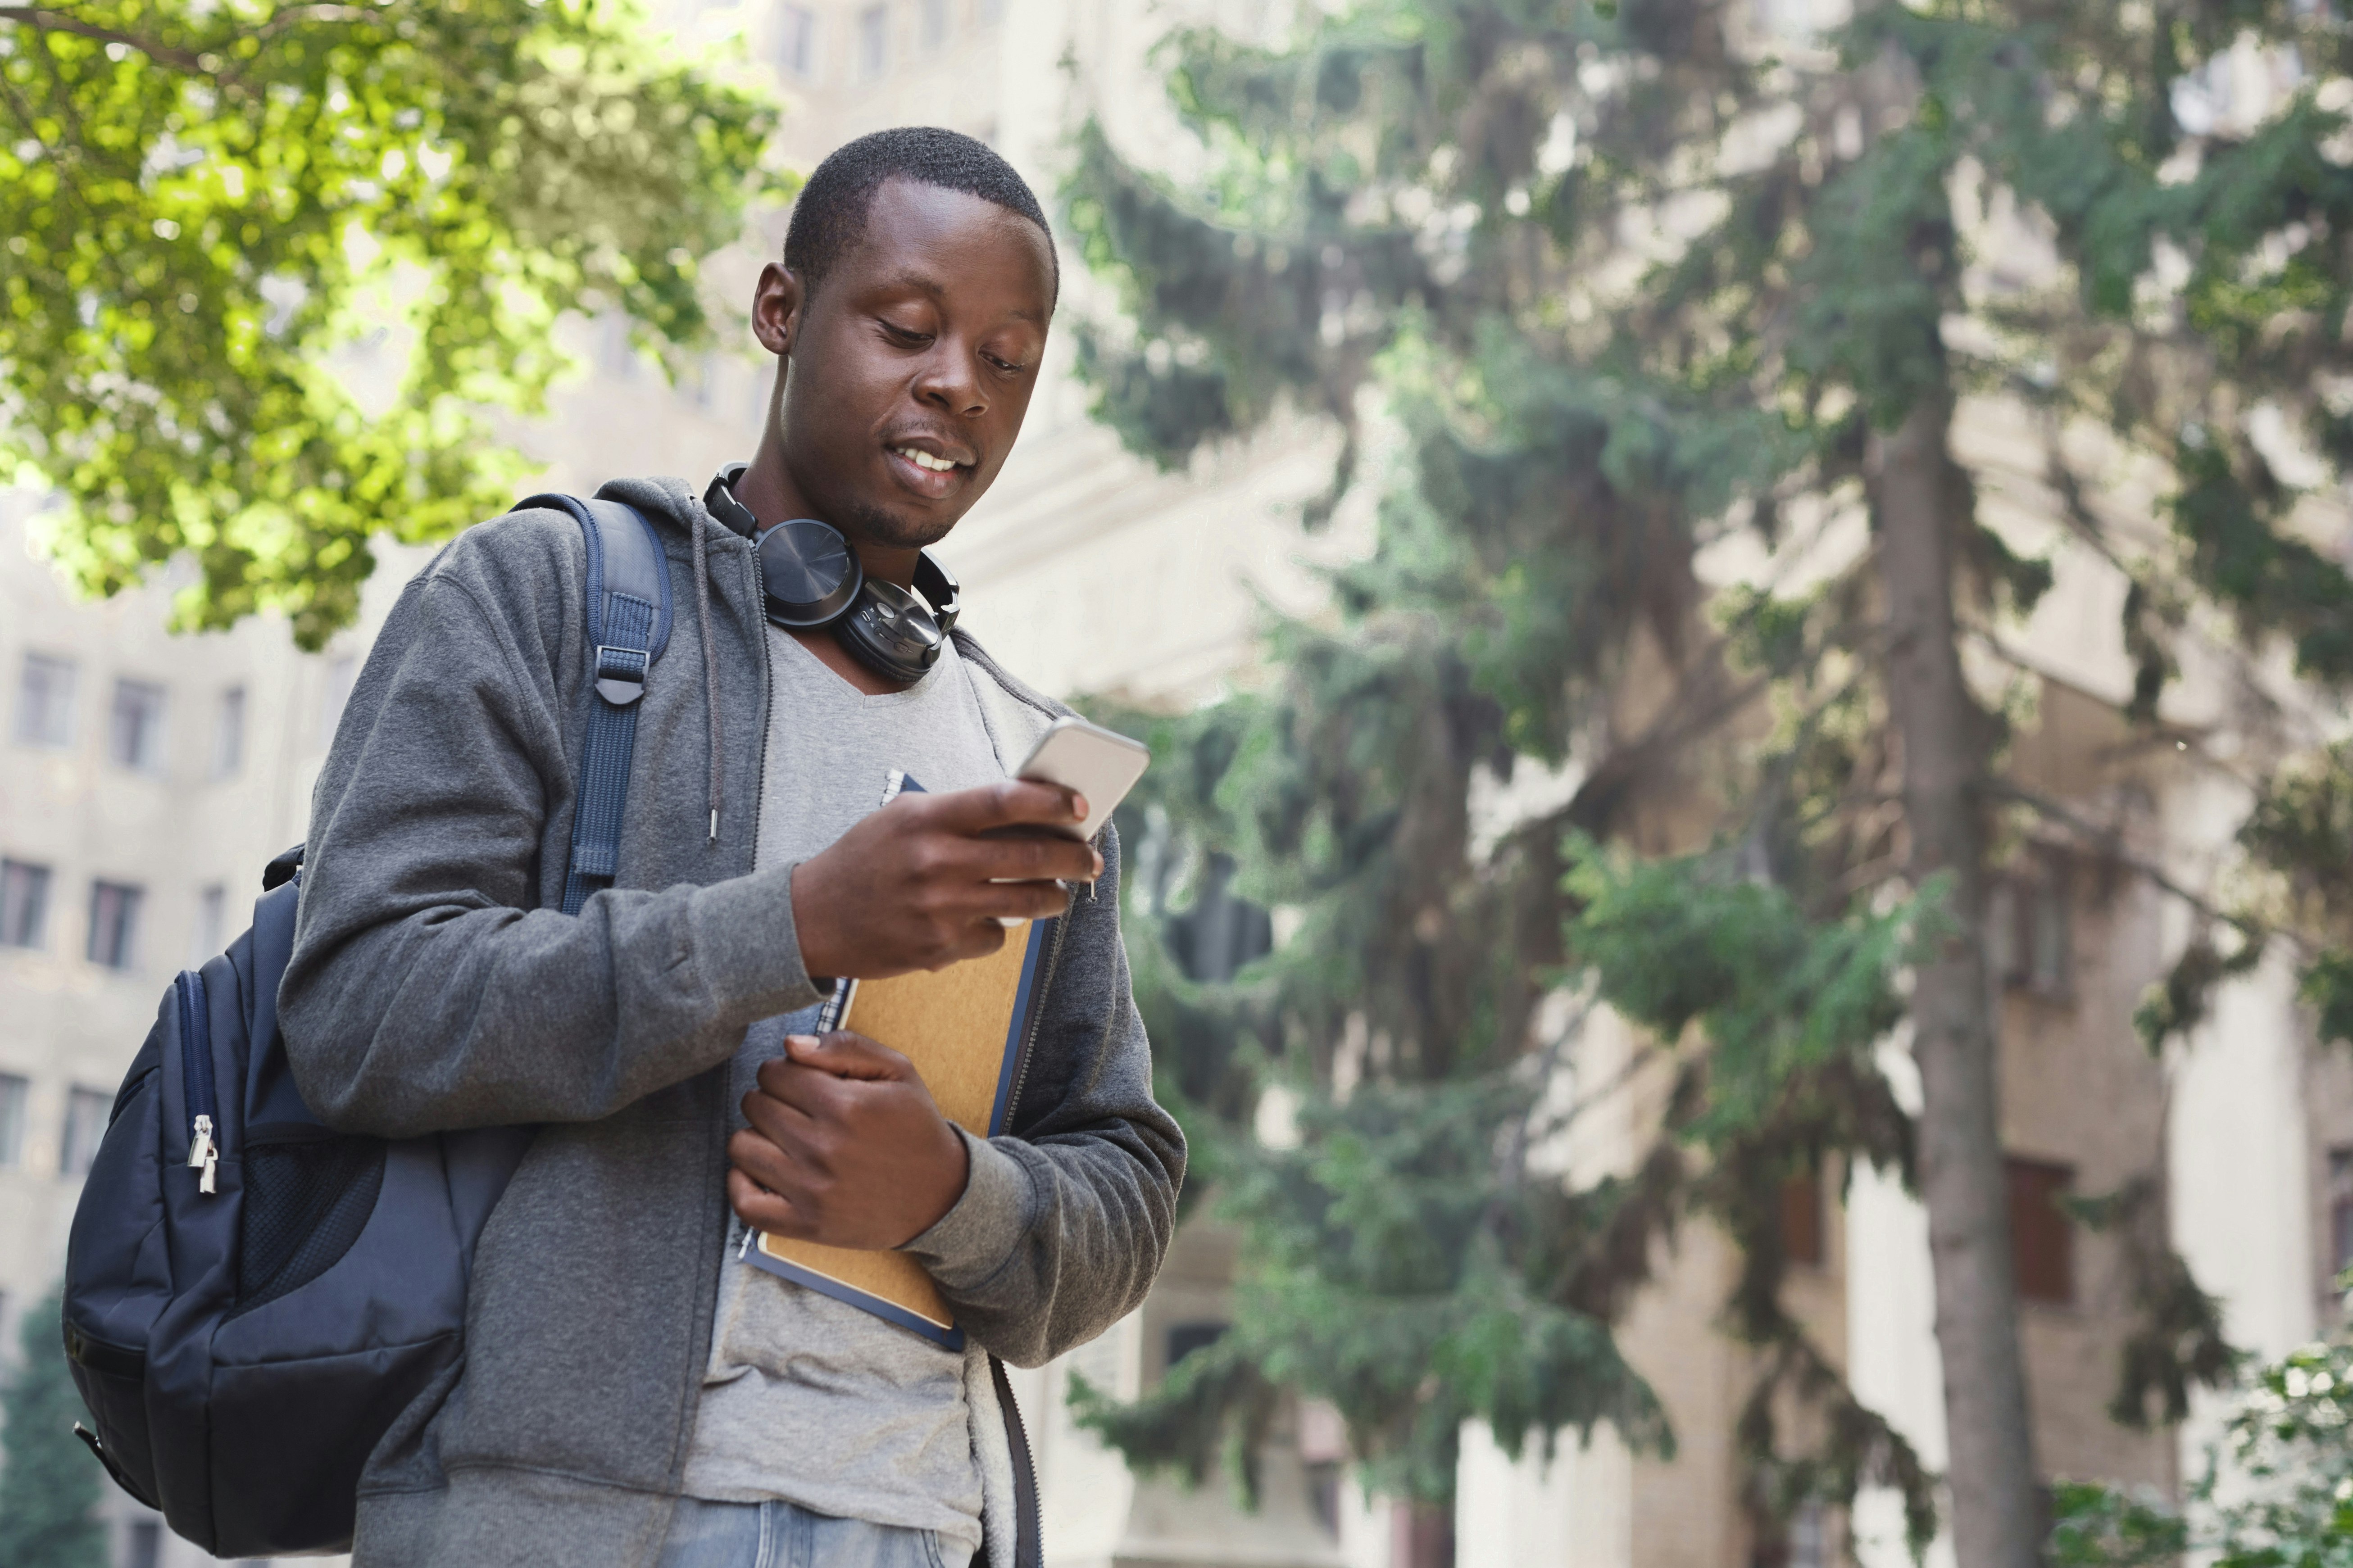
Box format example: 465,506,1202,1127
735,439,921,590
736,440,919,696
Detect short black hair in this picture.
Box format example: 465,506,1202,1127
784,127,1057,300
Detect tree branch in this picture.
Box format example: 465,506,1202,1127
0,6,208,73
0,4,369,80
1980,777,2281,947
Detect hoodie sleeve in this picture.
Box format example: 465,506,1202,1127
899,823,1188,1367
279,523,822,1139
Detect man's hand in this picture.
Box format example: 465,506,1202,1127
790,779,1104,980
727,1031,971,1251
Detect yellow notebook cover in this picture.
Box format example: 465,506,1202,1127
745,775,1054,1348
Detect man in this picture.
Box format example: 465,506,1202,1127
280,127,1184,1568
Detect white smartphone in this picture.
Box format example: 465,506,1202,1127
1015,716,1151,842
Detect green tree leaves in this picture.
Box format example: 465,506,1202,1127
1,1,786,645
0,1287,104,1568
2053,1335,2353,1568
1063,0,2353,1546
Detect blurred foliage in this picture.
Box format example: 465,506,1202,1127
1063,0,2353,1547
0,0,788,646
0,1287,103,1568
2051,1334,2353,1568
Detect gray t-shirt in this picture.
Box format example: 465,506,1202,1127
681,628,1007,1554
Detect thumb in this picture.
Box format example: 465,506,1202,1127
786,1031,909,1082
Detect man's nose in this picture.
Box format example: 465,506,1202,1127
913,341,986,417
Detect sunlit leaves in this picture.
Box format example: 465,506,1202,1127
2053,1337,2353,1568
0,1,786,645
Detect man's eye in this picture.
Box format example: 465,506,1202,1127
880,320,932,345
984,352,1028,374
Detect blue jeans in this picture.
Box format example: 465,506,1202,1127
655,1497,955,1568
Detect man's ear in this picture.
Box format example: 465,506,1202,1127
752,262,804,357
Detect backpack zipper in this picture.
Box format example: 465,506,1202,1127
174,970,219,1196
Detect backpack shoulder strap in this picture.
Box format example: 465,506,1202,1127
512,493,671,914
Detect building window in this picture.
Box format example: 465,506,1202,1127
920,0,950,46
2008,1157,2074,1305
0,860,50,949
214,684,246,777
126,1520,162,1568
1165,1320,1226,1373
1753,1500,1835,1568
14,652,76,748
857,2,889,77
1985,852,2070,997
87,880,143,970
776,2,817,75
0,1074,27,1167
320,654,357,745
60,1085,110,1176
109,678,168,772
2330,1146,2353,1283
1781,1165,1826,1268
1393,1501,1454,1568
193,883,227,964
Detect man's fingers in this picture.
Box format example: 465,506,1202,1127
965,831,1102,885
920,778,1087,836
961,876,1078,923
728,1129,800,1197
727,1165,809,1237
783,1030,910,1082
740,1082,819,1146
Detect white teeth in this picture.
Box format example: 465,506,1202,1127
895,446,958,472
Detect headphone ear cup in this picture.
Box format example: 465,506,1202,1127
756,519,863,629
833,578,945,683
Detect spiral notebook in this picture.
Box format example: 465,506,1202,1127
741,771,1054,1350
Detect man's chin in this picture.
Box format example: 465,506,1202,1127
836,496,958,552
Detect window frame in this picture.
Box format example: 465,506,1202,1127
0,1073,28,1168
856,1,890,77
776,1,818,77
0,859,52,950
60,1083,112,1177
86,879,145,971
108,676,169,774
214,684,247,778
13,650,77,749
2007,1156,2076,1306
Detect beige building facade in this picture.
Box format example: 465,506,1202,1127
2,1,2350,1566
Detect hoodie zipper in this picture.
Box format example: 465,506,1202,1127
1001,893,1072,1134
174,969,219,1196
991,1355,1044,1568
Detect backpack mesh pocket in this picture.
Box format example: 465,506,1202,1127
234,1138,386,1315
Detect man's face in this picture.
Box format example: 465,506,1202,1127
760,179,1055,551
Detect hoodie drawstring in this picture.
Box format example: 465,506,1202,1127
691,499,722,844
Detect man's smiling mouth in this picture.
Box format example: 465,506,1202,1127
892,445,967,472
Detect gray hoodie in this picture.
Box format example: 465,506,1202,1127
279,476,1184,1568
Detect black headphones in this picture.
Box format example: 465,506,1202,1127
704,462,961,684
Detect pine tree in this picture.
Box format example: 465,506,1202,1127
1066,0,2353,1561
0,1287,105,1568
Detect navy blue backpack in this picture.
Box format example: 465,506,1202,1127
61,494,670,1557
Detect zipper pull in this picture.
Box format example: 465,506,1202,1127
186,1115,218,1196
